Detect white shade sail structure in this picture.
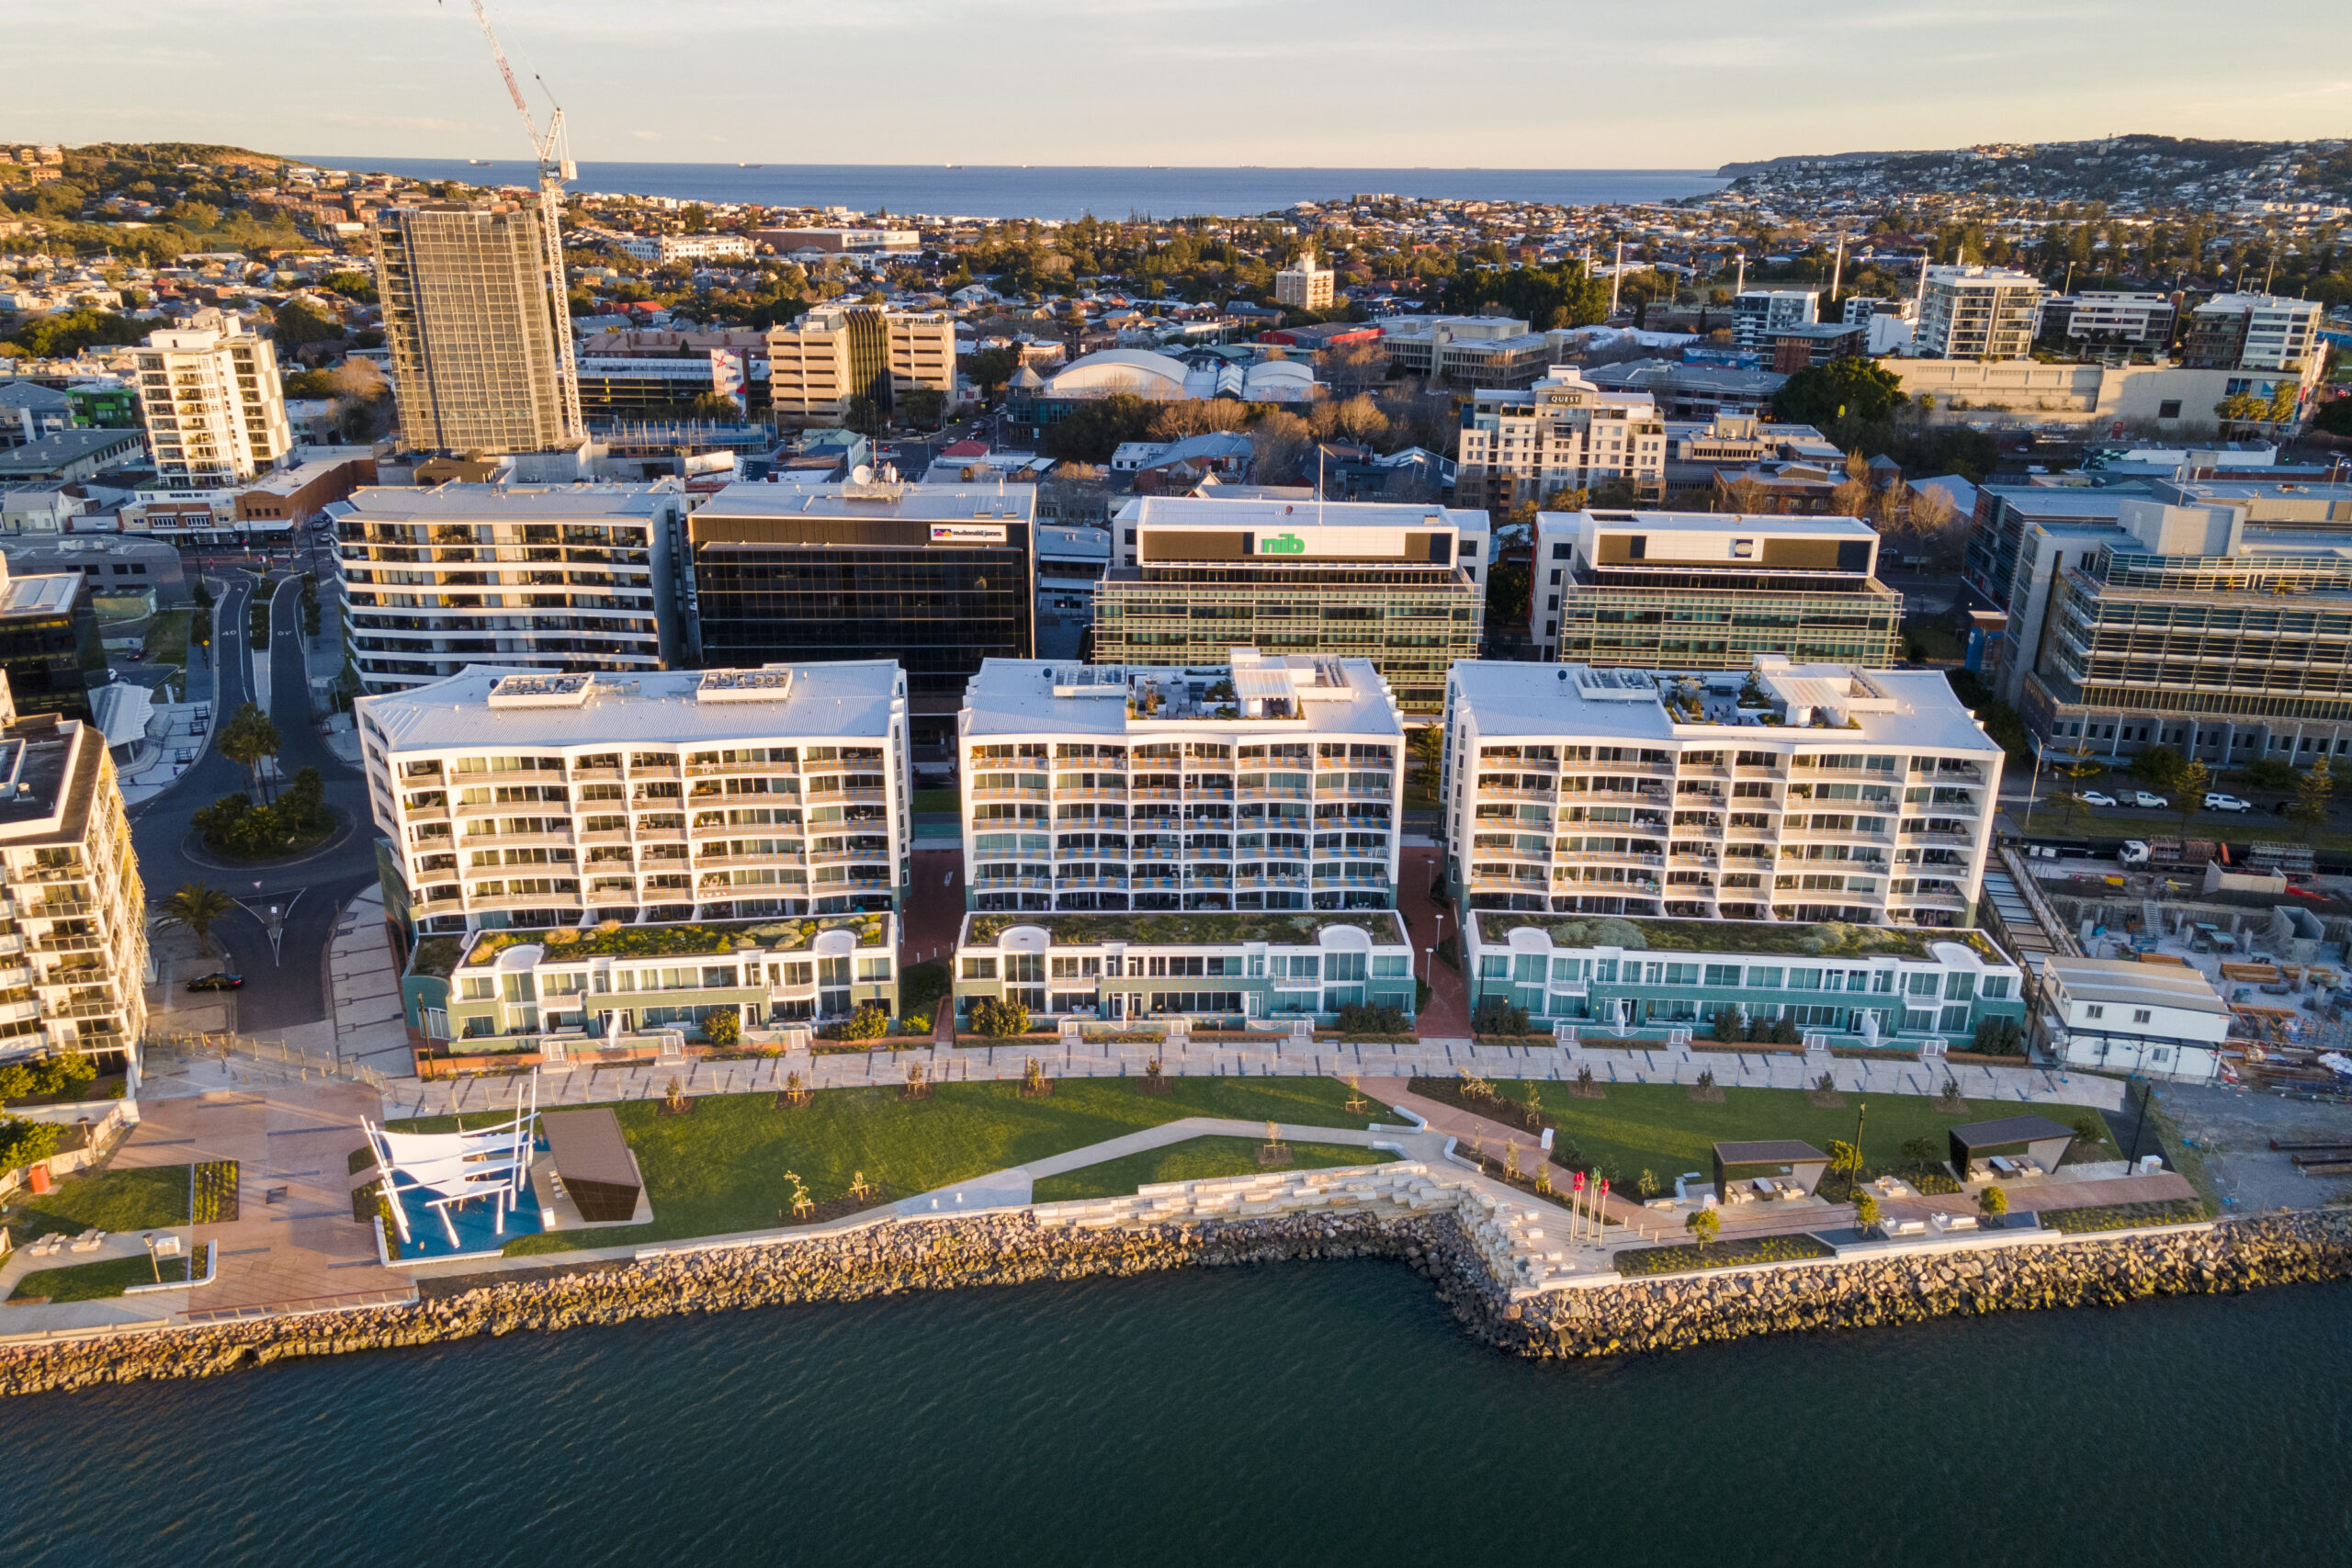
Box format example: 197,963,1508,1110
362,1075,540,1248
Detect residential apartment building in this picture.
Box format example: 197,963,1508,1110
1096,496,1488,715
373,202,583,453
1379,315,1554,387
2040,290,2177,349
1273,250,1335,310
957,649,1406,916
359,660,910,941
0,673,147,1065
334,483,683,696
617,233,755,265
2182,293,2324,373
1440,657,2003,928
686,480,1035,728
1911,266,2043,361
1462,913,2026,1049
1730,289,1819,353
755,228,921,255
763,306,956,426
1530,511,1901,670
131,311,291,486
1453,368,1666,508
951,908,1416,1030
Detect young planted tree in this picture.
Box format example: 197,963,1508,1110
1684,1207,1721,1249
1978,1184,2009,1219
159,882,236,957
2290,756,2335,830
2176,758,2212,831
1852,1190,1881,1232
2054,740,2103,829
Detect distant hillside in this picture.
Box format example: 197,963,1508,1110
1715,152,1924,178
1717,135,2350,209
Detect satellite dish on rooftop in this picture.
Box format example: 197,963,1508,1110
851,464,874,485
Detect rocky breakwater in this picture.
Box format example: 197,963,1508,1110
0,1209,1449,1398
1481,1211,2352,1359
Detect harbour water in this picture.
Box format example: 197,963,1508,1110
289,160,1728,220
1,1263,2346,1566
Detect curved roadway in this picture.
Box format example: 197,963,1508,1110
130,572,382,1034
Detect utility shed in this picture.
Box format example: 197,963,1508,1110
1948,1114,2075,1179
1712,1139,1830,1199
542,1108,643,1223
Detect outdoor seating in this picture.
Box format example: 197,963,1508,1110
1931,1213,1979,1233
69,1229,105,1252
1749,1176,1779,1199
1884,1218,1928,1237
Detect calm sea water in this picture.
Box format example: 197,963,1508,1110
289,160,1727,221
2,1264,2345,1567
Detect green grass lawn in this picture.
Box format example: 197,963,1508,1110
394,1076,1386,1255
1904,617,1965,662
143,607,193,671
0,1165,188,1243
1486,1081,2110,1192
2011,806,2342,851
8,1250,192,1303
911,788,960,813
1033,1136,1396,1201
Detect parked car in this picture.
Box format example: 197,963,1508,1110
2203,793,2254,813
186,972,243,992
2128,791,2169,809
2075,791,2119,807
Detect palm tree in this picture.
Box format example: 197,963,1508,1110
218,702,281,803
159,883,236,958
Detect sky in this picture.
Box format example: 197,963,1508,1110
6,0,2349,169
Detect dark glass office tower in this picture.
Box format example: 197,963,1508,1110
688,483,1035,725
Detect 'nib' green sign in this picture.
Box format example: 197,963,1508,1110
1260,532,1306,554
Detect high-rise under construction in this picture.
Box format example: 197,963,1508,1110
373,201,582,454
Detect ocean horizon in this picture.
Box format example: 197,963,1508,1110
291,159,1729,221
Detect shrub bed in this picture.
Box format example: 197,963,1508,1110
1614,1233,1836,1276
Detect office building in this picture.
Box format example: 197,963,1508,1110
131,311,292,486
1530,511,1901,670
1379,315,1555,387
359,660,910,936
1095,496,1488,715
951,907,1416,1030
1730,290,1819,353
2036,956,2228,1084
1583,358,1787,421
0,382,74,448
0,553,102,722
1440,657,2003,926
334,483,683,697
1967,484,2352,763
1763,322,1866,372
0,672,148,1064
2039,290,2177,349
373,202,583,453
755,228,921,255
686,480,1035,725
956,649,1406,918
763,306,956,427
1453,368,1667,509
574,353,769,423
2182,293,2324,373
1912,266,2043,361
1462,913,2026,1048
1273,249,1335,310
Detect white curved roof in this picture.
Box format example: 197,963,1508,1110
1045,349,1192,400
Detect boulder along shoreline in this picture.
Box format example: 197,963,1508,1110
3,1208,2348,1397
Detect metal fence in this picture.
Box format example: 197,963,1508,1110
142,1030,394,1091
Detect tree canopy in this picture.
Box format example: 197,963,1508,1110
1439,261,1610,331
1772,356,1908,426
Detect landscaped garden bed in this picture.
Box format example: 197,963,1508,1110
9,1250,194,1303
390,1075,1390,1257
964,910,1408,946
2037,1197,2207,1233
1613,1233,1836,1277
1033,1136,1395,1201
1469,912,2002,964
0,1164,189,1243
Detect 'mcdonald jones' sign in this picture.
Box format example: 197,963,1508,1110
930,524,1007,544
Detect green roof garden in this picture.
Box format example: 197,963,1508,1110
1470,913,2006,964
964,910,1409,947
410,935,465,979
460,913,891,970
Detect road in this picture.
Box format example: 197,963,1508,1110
130,571,382,1034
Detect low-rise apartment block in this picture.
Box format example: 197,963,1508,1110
1462,912,2026,1049
1530,511,1901,670
2182,292,2323,372
1441,657,2003,927
1097,496,1487,715
1453,368,1666,509
957,650,1405,916
1273,249,1336,310
950,908,1415,1031
617,233,755,265
2039,290,2177,348
335,483,683,696
1730,289,1818,353
358,660,910,941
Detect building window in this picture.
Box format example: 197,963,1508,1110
2084,1004,2105,1020
2156,400,2181,421
2132,1009,2151,1024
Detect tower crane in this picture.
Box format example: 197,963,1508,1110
445,0,584,443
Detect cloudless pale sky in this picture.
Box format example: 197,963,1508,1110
8,0,2349,168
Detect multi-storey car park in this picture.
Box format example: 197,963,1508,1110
1441,657,2003,929
957,650,1406,917
358,661,910,941
0,676,146,1066
1530,510,1902,669
1095,496,1487,716
334,483,682,696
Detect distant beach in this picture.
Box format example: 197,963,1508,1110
291,160,1728,221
